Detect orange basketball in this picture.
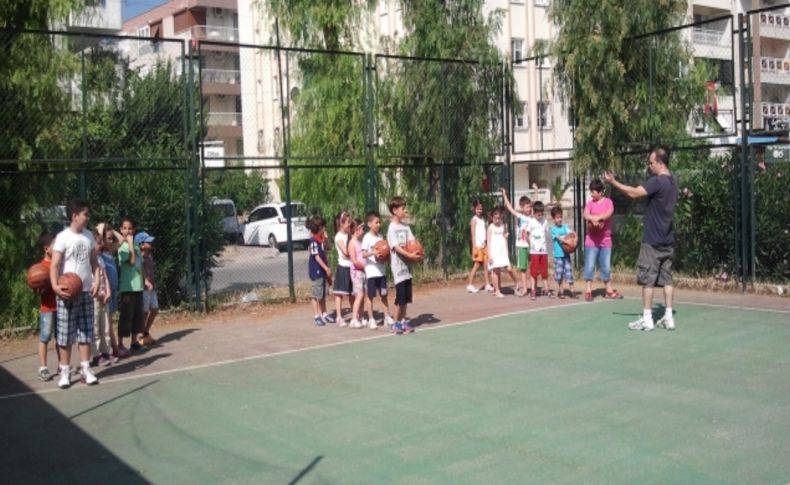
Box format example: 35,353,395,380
561,232,578,254
374,239,390,262
27,263,51,291
57,272,83,301
405,239,424,258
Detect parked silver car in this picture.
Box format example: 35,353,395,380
242,202,310,250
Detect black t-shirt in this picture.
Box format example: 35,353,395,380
640,174,678,247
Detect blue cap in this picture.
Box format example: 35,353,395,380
134,231,155,245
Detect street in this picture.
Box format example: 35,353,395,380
209,244,311,294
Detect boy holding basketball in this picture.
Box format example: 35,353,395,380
34,233,56,381
550,206,576,298
361,211,394,330
387,196,422,334
49,199,100,389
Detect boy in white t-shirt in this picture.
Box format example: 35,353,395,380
49,199,100,389
387,196,422,334
361,211,394,330
501,188,531,296
525,201,550,300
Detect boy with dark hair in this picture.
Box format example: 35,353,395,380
387,196,422,334
50,198,100,388
34,233,57,381
501,188,532,296
549,206,576,298
525,200,550,300
361,211,394,330
307,215,333,326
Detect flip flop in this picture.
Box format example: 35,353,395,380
605,290,623,299
584,291,593,302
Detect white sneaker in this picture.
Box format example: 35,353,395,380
466,284,479,293
384,315,395,326
656,315,675,330
628,317,654,331
58,367,71,389
337,318,348,328
80,366,98,385
484,284,495,292
368,319,378,330
349,319,363,329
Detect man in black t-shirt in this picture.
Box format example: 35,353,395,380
604,147,678,332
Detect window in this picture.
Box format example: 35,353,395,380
535,0,550,6
515,102,528,131
511,38,524,63
538,102,552,129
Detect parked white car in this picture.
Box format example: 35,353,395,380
242,202,311,250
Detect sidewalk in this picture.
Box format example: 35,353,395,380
1,282,787,397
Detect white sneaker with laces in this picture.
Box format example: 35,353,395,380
384,315,395,326
80,365,98,385
466,284,479,293
349,319,363,329
628,317,654,331
58,367,71,389
337,318,348,328
368,319,378,330
656,315,675,330
484,284,495,292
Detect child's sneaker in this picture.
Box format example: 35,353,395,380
656,315,675,331
337,318,348,328
116,346,130,358
384,315,395,327
493,291,505,298
515,286,526,297
322,314,335,325
37,367,53,382
368,319,378,330
80,365,99,385
402,322,415,333
466,284,479,293
628,317,654,331
98,354,111,366
58,366,71,389
484,284,495,292
349,319,363,329
314,316,326,326
390,322,404,334
130,341,142,351
109,352,120,364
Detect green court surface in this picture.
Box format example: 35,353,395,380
2,301,789,483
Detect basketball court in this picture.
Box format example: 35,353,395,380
1,286,789,483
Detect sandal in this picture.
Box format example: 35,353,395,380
584,291,593,302
558,293,566,300
530,295,537,301
605,289,623,299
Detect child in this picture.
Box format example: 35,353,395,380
34,233,57,381
501,188,531,296
361,211,394,330
137,231,158,346
486,207,519,298
582,179,620,301
332,211,354,326
525,201,550,300
91,225,113,366
49,198,100,389
117,216,144,356
347,218,367,329
97,223,120,363
387,196,422,334
466,198,492,293
550,206,577,299
307,215,333,326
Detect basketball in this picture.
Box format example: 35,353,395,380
26,263,50,291
561,232,578,254
57,272,83,300
405,239,424,258
374,239,390,262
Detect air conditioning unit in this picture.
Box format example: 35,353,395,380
768,14,775,25
763,104,770,115
779,105,785,116
213,7,224,17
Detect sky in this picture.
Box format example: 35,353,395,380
122,0,168,22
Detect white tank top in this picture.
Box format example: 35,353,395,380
473,215,487,247
335,231,352,267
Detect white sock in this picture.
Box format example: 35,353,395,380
665,308,674,320
81,360,90,369
60,364,69,373
39,366,47,372
643,309,653,323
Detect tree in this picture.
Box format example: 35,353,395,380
549,0,711,173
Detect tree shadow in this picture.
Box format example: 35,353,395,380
0,366,148,483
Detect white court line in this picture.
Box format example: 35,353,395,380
1,298,786,402
621,295,790,314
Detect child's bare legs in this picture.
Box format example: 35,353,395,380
334,295,345,322
395,302,407,322
38,341,49,369
530,275,537,296
467,261,480,286
492,268,503,296
380,294,391,321
143,309,158,340
311,298,322,316
365,294,375,322
351,292,364,321
508,267,519,289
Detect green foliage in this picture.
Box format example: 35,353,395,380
205,169,271,214
550,176,572,205
754,162,790,281
549,0,710,173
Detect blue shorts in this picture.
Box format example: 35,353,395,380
39,311,56,343
366,276,388,299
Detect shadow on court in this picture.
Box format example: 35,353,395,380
96,353,172,379
411,313,441,327
0,366,148,483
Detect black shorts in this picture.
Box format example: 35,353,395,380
395,279,412,307
366,276,388,299
118,291,144,337
332,266,353,295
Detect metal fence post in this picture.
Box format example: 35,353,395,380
79,34,87,199
275,20,295,303
364,53,376,213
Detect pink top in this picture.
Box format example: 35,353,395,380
585,197,614,248
349,238,365,277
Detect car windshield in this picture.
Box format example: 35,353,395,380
214,203,235,217
283,204,307,218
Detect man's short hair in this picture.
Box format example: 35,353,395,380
653,146,670,167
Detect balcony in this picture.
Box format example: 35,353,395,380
201,69,242,95
178,25,239,42
759,56,790,85
761,102,790,130
759,12,790,40
207,112,242,126
691,28,731,60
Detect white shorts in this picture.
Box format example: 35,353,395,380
143,289,159,312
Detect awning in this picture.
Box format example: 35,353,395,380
735,136,779,145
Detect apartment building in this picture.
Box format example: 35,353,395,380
122,0,244,160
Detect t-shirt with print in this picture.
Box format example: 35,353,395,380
118,241,144,293
53,228,95,293
361,232,386,278
526,217,549,254
584,197,614,248
308,236,328,280
39,258,56,312
334,231,352,268
641,175,678,247
515,214,532,248
550,224,571,258
387,221,415,285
